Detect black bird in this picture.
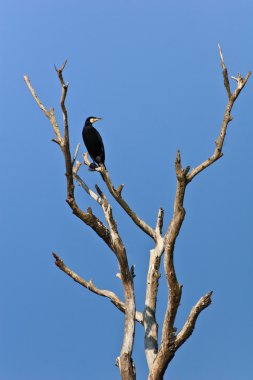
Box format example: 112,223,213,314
82,116,106,177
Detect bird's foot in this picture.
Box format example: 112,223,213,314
89,163,98,171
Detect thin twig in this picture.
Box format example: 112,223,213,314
175,291,213,348
55,60,69,143
24,75,50,117
24,75,63,144
54,62,74,204
73,160,82,175
73,172,103,205
72,142,80,166
218,43,231,98
155,208,164,236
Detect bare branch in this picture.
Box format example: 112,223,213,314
149,291,212,379
95,184,132,282
24,75,63,145
148,151,187,378
54,59,68,74
83,153,157,241
187,48,251,182
55,60,69,143
117,183,125,196
148,293,213,379
24,75,50,117
143,238,164,370
72,142,80,166
96,188,136,378
53,253,143,325
78,178,137,379
155,208,164,236
73,160,82,175
24,72,116,252
218,43,231,98
51,138,61,146
175,291,213,349
73,172,103,205
54,61,74,207
83,152,93,167
232,71,251,98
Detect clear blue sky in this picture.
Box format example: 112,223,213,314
1,1,253,379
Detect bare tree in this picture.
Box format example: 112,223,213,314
24,46,250,380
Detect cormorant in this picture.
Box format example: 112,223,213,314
82,116,106,178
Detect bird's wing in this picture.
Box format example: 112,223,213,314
94,128,104,150
92,128,105,164
82,125,105,164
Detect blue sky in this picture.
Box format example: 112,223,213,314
1,1,253,379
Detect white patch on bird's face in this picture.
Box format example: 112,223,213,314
90,117,100,123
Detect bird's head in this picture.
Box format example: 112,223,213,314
85,116,102,125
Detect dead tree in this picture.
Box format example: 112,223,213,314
24,46,250,380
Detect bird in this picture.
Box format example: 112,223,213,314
82,116,106,179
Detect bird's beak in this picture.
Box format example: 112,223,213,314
94,117,102,123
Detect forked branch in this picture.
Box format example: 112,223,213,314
175,291,213,349
187,47,251,183
73,162,103,205
24,68,115,251
83,153,157,241
93,185,136,378
24,75,63,145
25,45,250,380
148,46,250,379
24,64,136,380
